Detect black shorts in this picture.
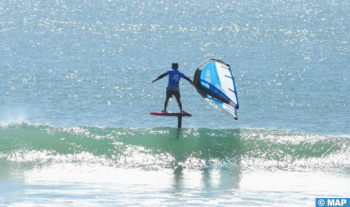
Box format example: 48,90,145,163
166,89,181,99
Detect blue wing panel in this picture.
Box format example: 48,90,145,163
194,58,239,119
200,62,225,109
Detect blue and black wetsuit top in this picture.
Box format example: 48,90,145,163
166,69,185,88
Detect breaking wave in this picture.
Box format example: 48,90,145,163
1,123,349,176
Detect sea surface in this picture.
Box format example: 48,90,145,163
1,0,349,206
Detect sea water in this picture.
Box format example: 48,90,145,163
0,0,349,206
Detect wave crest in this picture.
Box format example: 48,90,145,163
1,123,349,174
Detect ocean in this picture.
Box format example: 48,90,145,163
1,0,349,206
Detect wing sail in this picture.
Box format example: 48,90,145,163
193,58,239,120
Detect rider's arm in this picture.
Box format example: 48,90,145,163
152,73,168,83
183,76,193,85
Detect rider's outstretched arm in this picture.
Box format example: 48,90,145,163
152,73,168,83
184,76,193,85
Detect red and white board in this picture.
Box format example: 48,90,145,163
150,112,191,117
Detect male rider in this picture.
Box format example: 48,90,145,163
152,63,193,113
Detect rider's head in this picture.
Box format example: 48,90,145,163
172,63,178,69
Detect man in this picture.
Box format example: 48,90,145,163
152,63,193,113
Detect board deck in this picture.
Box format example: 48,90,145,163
150,112,192,117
